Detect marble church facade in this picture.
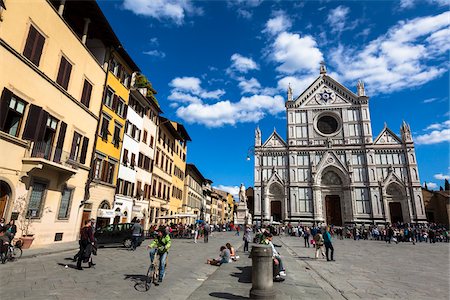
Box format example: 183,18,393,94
253,66,426,226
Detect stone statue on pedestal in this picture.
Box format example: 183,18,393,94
239,183,247,206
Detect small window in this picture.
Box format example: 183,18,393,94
23,25,45,66
58,187,73,219
150,135,154,148
112,124,121,148
80,79,93,108
56,56,72,90
123,149,128,165
69,132,82,160
1,91,27,137
131,153,136,169
104,88,114,108
143,130,148,144
116,98,125,118
27,182,47,218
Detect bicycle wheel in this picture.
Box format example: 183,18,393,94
144,265,152,291
13,247,22,259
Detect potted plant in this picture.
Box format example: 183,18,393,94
13,196,35,249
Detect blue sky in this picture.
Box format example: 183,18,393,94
97,0,449,195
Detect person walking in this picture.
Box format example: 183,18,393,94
76,220,95,270
131,219,143,251
313,230,325,259
304,227,311,248
243,226,251,252
194,224,199,243
323,227,334,261
204,223,209,243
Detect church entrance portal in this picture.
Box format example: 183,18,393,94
271,201,282,222
325,195,342,226
389,202,403,224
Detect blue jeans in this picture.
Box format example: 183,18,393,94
149,248,167,281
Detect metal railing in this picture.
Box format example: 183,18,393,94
26,141,80,170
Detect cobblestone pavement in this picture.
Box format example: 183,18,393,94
278,235,450,300
0,232,243,300
1,232,448,299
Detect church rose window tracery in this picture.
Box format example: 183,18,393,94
322,171,342,185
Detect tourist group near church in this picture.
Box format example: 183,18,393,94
0,0,235,248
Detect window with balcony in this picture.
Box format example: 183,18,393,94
23,25,45,66
56,56,72,90
0,89,27,137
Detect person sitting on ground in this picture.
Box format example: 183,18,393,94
207,246,231,266
226,243,239,261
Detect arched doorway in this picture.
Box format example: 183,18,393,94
321,170,344,226
96,200,111,229
386,183,405,224
268,183,284,222
0,181,12,219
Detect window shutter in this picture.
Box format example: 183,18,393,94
123,104,128,119
34,110,48,142
81,80,92,107
63,60,72,90
22,104,42,140
53,121,67,163
112,95,118,112
33,33,45,66
80,136,89,164
70,132,81,160
0,88,13,131
23,26,37,61
56,57,66,87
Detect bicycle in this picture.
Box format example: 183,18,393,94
1,239,22,263
145,252,168,290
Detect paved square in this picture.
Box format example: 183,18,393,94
0,232,448,299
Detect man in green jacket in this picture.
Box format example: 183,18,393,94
148,226,171,284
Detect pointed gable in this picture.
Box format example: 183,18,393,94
262,130,287,148
374,126,402,145
290,75,365,109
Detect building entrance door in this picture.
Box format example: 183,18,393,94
325,195,342,226
271,201,282,222
389,202,403,224
0,182,11,219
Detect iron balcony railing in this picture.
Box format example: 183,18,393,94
26,141,80,170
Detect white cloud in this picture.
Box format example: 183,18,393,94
149,37,159,46
228,54,259,74
330,12,450,94
176,94,285,127
415,120,450,145
238,77,261,94
168,91,202,104
327,6,351,34
434,173,450,180
423,182,438,190
400,0,415,9
123,0,202,25
423,97,439,103
264,12,292,36
213,185,240,200
399,0,448,10
169,76,225,99
143,50,166,58
271,32,324,74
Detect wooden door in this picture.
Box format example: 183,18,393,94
325,195,342,226
271,201,282,222
389,202,403,224
0,184,9,219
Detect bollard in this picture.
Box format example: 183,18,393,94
249,244,276,299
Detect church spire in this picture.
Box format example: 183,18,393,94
400,120,413,143
320,61,327,75
287,83,293,102
255,126,261,146
357,80,365,96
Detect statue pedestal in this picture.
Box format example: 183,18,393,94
235,202,250,225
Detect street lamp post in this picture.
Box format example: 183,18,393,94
247,146,263,227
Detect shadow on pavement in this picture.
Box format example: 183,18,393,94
57,262,78,269
230,266,252,283
124,274,150,292
209,292,248,299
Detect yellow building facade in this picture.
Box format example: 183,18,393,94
0,0,109,246
87,51,139,228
